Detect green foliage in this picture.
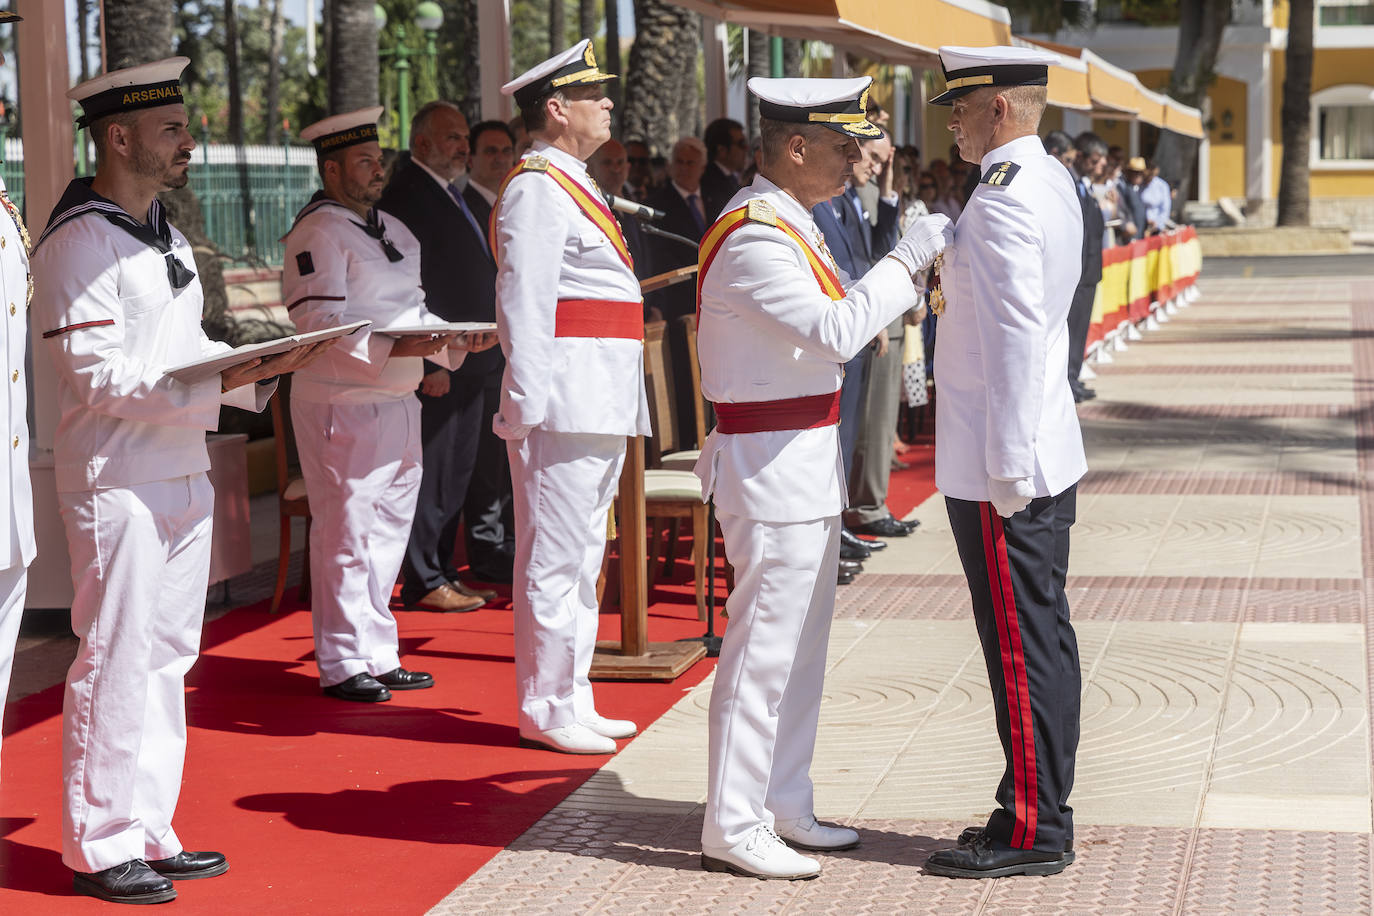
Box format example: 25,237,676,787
174,1,321,143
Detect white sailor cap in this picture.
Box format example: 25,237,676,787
68,56,189,129
300,106,385,154
502,39,616,110
930,45,1060,106
746,76,880,140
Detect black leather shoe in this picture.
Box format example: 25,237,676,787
376,667,435,690
838,559,863,574
926,833,1071,878
957,826,1074,863
322,672,391,702
147,850,228,880
837,569,856,586
839,529,874,559
849,515,912,538
841,528,885,552
899,517,921,533
73,860,176,904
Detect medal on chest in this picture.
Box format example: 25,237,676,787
0,190,32,306
928,251,945,317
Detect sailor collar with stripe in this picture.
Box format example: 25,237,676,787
286,190,404,262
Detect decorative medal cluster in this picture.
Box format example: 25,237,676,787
928,251,945,316
0,189,32,305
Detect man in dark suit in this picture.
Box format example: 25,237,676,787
1117,156,1148,243
378,101,506,607
453,118,520,582
1067,131,1107,403
701,118,746,221
588,138,653,282
644,137,709,447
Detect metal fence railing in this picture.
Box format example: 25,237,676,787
0,140,321,267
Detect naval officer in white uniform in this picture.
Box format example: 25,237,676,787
491,40,651,756
921,46,1088,880
694,77,951,879
0,8,34,799
31,58,327,905
282,107,496,704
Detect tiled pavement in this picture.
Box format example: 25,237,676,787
431,274,1374,915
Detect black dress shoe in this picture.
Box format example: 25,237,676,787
322,672,391,702
147,850,229,880
73,860,176,904
899,517,921,533
839,529,873,559
956,826,1075,863
837,569,856,586
849,515,912,538
376,667,435,690
841,528,885,552
838,558,863,573
926,832,1071,878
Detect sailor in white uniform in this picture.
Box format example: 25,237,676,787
0,7,33,801
31,58,327,905
694,77,951,879
491,40,651,756
282,107,496,704
921,46,1088,881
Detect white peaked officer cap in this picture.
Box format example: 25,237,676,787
502,38,617,110
300,106,386,155
68,56,190,129
746,76,881,140
930,45,1061,106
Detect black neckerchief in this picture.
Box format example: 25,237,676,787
287,190,403,262
36,178,196,291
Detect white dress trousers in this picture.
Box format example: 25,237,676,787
702,511,840,849
291,398,423,686
0,565,26,773
507,429,625,733
59,474,213,873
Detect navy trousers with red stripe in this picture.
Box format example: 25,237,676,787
946,486,1079,854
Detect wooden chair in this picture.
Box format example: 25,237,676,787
269,375,312,613
639,321,709,619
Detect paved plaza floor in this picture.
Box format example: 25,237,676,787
432,272,1374,914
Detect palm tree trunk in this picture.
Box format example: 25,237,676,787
103,0,233,341
329,0,379,114
579,0,596,42
550,0,565,54
622,0,699,154
264,0,287,144
606,0,623,132
224,0,257,260
1152,0,1231,216
1276,0,1314,226
745,29,768,146
76,0,94,81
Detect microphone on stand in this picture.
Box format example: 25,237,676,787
603,192,665,222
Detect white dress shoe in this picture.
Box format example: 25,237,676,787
775,814,860,851
580,712,638,739
518,723,616,755
701,824,821,879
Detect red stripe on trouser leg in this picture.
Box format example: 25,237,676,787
980,503,1038,849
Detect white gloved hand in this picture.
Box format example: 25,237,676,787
988,476,1036,519
888,213,954,275
492,412,533,442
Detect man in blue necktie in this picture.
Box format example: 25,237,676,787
379,101,507,611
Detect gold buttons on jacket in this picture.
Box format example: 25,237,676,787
9,370,16,382
11,436,17,449
7,303,13,316
2,236,7,249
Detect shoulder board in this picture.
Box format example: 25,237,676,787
745,199,777,226
520,155,550,173
980,161,1021,187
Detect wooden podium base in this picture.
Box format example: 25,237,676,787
590,640,707,681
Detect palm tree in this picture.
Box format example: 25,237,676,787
622,0,699,153
328,0,378,114
1276,0,1314,226
264,0,287,144
103,0,234,340
1152,0,1231,215
550,0,566,54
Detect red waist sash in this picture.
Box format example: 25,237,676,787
554,299,643,340
713,390,841,434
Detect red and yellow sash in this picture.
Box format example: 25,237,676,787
489,155,634,271
696,200,845,318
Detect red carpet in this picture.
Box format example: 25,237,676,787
0,442,937,913
0,575,718,914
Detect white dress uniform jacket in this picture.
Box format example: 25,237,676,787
31,190,272,874
694,176,920,522
934,135,1087,501
490,141,650,438
0,177,32,781
281,198,464,686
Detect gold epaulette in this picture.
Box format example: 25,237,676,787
745,199,777,226
980,161,1020,187
521,155,550,173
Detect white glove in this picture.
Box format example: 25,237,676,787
988,476,1036,519
492,412,533,442
888,213,953,275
